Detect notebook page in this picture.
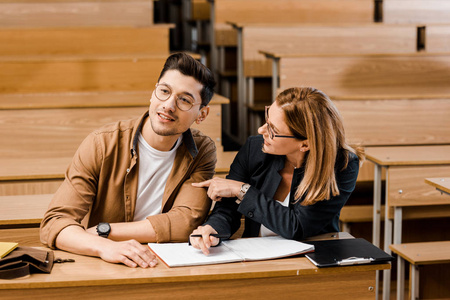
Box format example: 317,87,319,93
148,242,242,267
222,236,314,261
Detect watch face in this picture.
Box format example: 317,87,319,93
98,223,110,233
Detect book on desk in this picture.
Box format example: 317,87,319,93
305,238,394,267
149,236,314,267
0,242,18,259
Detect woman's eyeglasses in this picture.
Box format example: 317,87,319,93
265,106,305,140
154,83,201,111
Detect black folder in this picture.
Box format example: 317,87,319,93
305,238,394,267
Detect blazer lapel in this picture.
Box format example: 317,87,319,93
260,155,285,198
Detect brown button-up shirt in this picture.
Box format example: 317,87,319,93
40,111,217,247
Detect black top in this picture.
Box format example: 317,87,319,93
205,135,360,241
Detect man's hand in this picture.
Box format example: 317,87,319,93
192,177,243,201
55,225,158,268
97,239,158,268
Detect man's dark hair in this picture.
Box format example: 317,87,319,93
158,52,216,107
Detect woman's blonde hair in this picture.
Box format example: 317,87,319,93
277,87,364,206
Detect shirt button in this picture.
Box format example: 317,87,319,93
248,212,254,218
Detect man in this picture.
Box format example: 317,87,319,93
40,53,217,268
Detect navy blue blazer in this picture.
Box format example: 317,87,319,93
205,135,360,241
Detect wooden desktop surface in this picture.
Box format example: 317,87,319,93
0,233,389,299
390,241,450,265
365,145,450,166
0,151,236,182
425,177,450,195
0,194,52,226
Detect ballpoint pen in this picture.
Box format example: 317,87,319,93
190,233,228,239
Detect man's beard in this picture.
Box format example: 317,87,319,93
149,116,182,137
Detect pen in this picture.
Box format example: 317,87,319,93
190,234,228,239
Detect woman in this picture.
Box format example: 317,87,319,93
191,87,364,255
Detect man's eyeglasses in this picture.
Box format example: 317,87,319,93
154,83,201,111
265,106,302,140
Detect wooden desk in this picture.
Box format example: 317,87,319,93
0,25,173,57
261,51,450,102
207,0,374,111
425,177,450,196
387,178,450,299
365,145,450,299
0,237,389,299
0,194,52,227
0,0,155,28
230,23,420,138
384,0,450,24
390,241,450,300
0,94,231,196
0,151,238,227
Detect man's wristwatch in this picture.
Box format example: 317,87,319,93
96,222,111,238
236,183,251,204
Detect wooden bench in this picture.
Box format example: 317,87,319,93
0,54,169,94
365,145,450,299
425,24,450,52
390,241,450,300
208,0,376,101
208,0,375,141
0,25,173,57
260,52,450,176
426,177,450,196
330,97,450,255
0,94,234,196
259,50,450,178
0,3,174,105
0,151,237,197
383,0,450,24
386,178,450,300
210,0,375,50
230,23,421,140
262,51,450,101
0,228,41,247
0,93,227,148
0,194,52,227
248,96,450,183
0,0,155,28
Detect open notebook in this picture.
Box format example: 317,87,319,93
148,236,314,267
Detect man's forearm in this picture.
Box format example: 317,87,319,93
55,223,158,268
55,225,112,257
108,219,157,243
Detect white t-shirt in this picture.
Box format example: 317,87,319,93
259,192,290,237
133,134,182,221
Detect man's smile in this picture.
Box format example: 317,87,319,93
157,112,176,121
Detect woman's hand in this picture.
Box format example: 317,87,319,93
192,177,243,202
189,225,220,255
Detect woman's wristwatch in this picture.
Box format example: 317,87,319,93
236,183,250,204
